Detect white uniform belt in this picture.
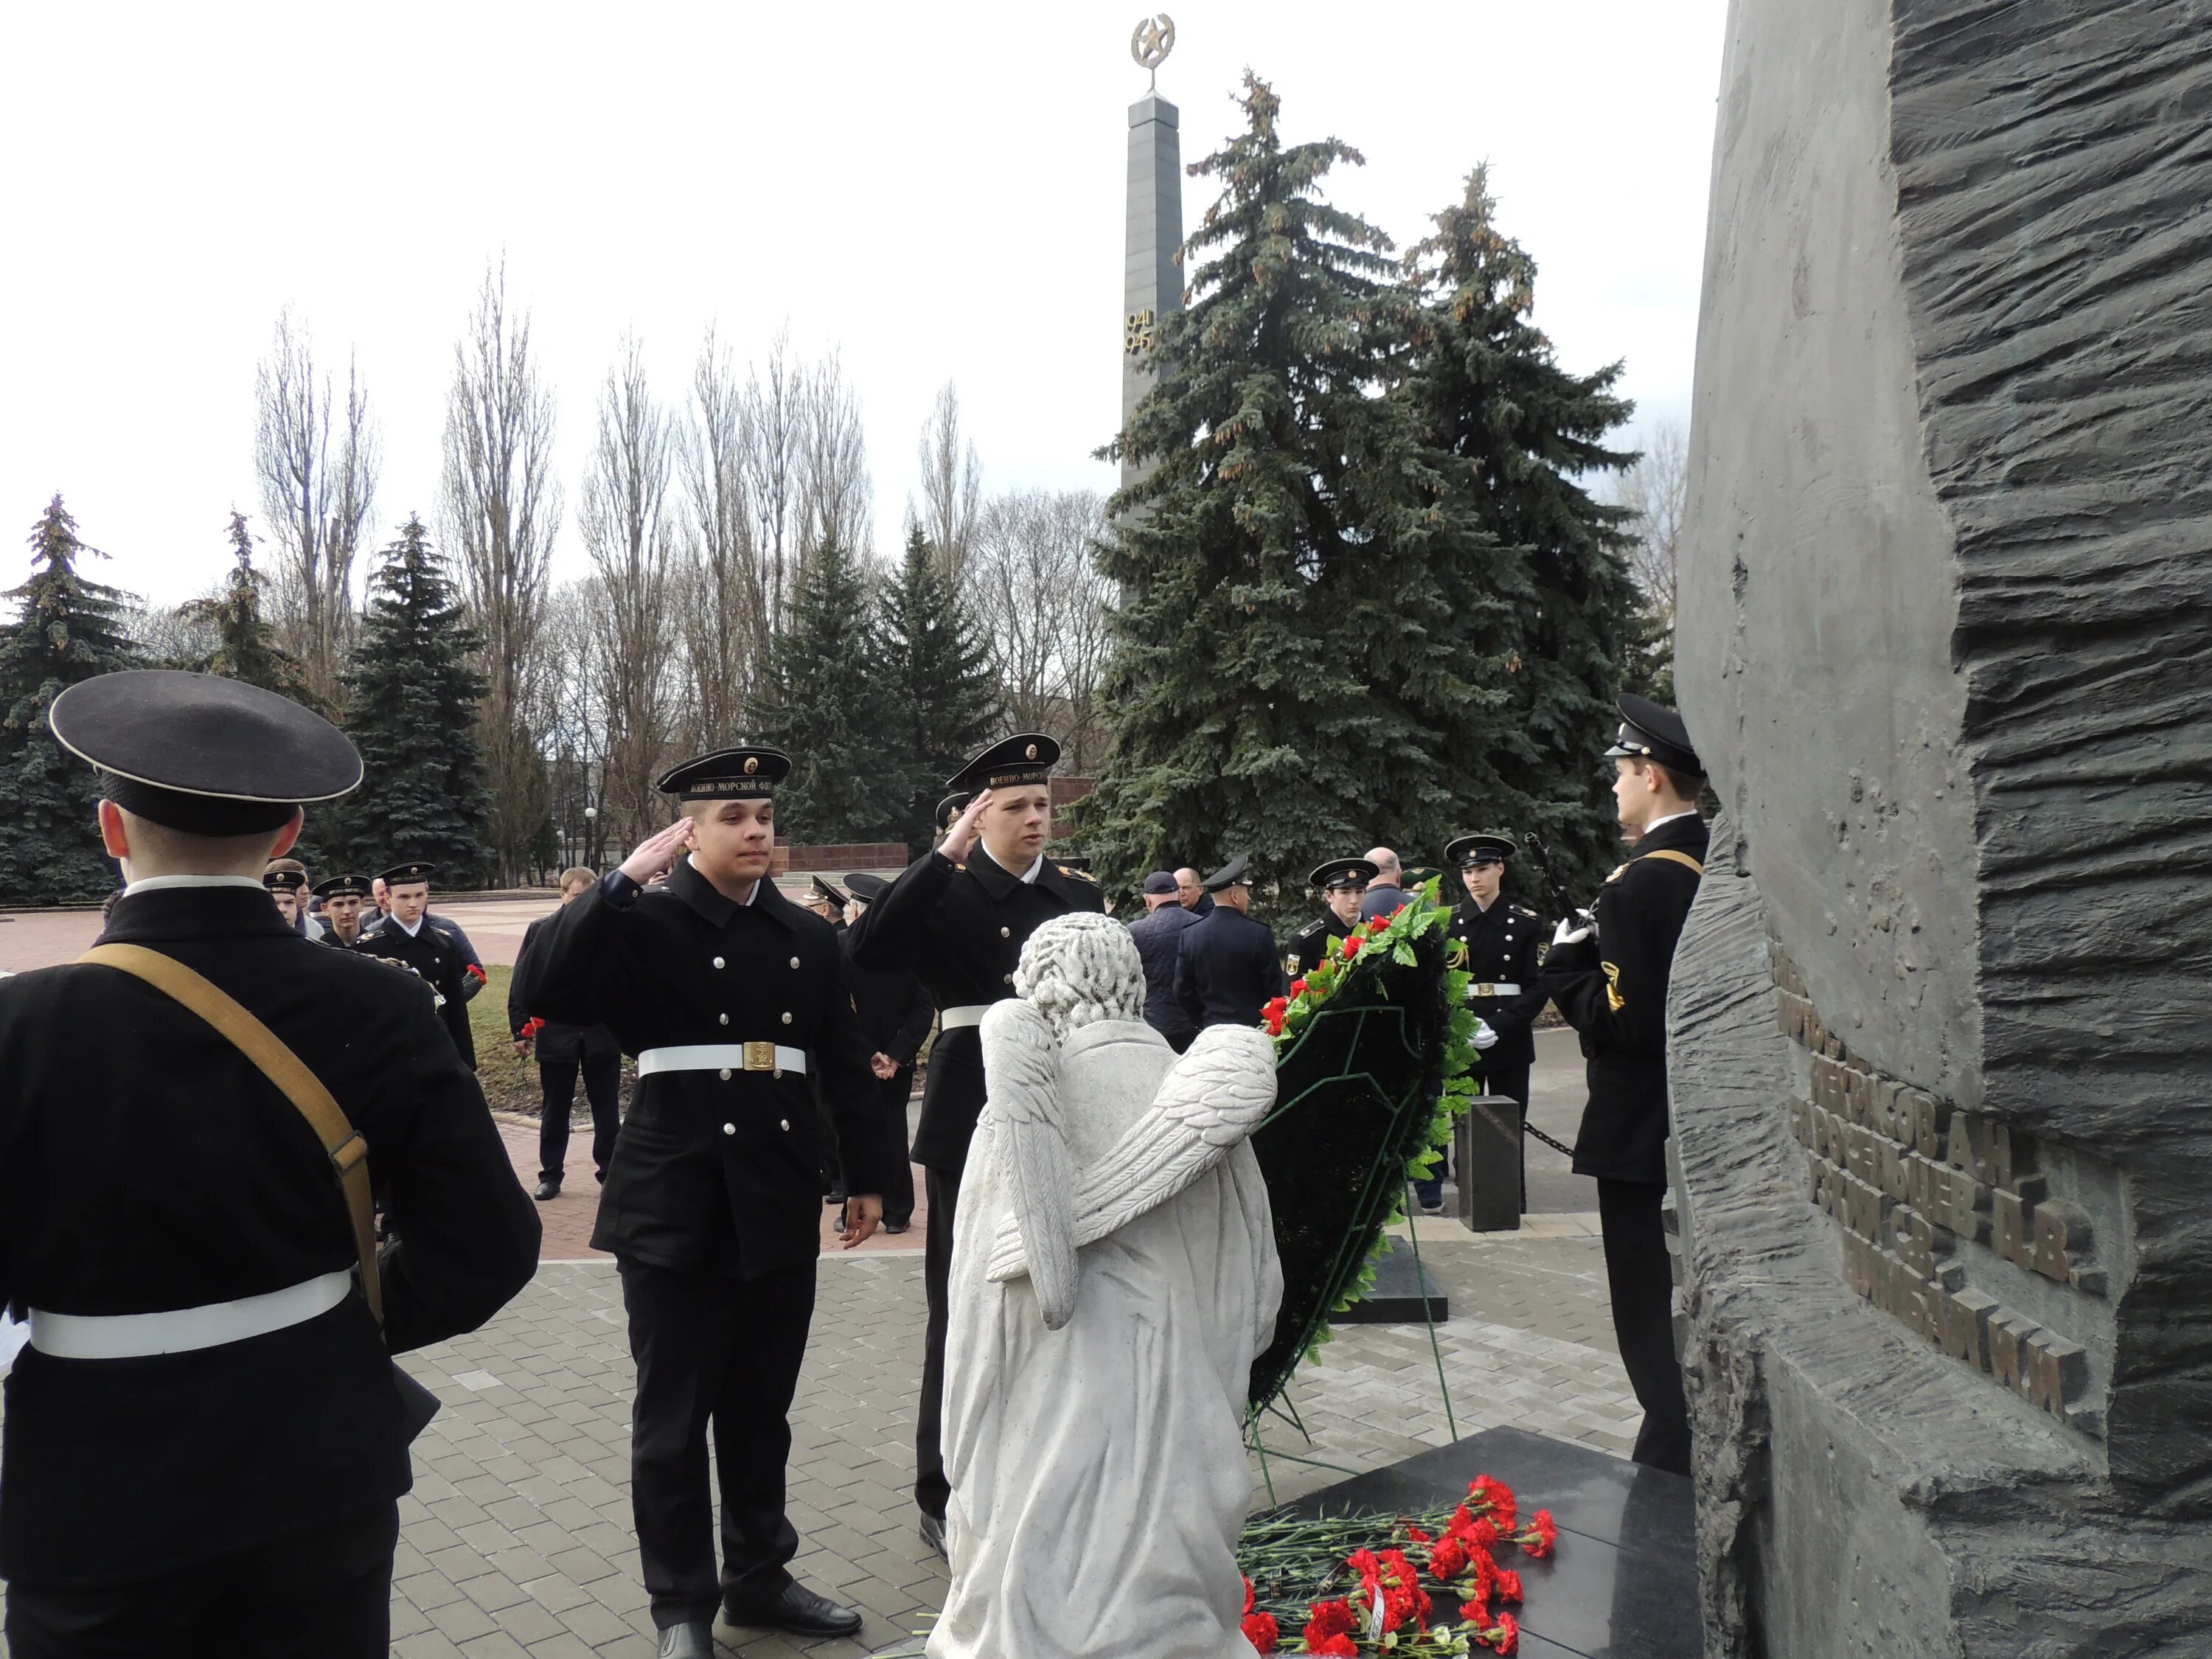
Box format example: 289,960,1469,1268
636,1043,807,1078
28,1270,353,1360
939,1004,992,1031
1465,982,1523,998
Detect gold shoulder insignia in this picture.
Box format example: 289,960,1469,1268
1057,864,1098,883
1607,862,1630,884
1603,961,1625,1012
954,863,967,872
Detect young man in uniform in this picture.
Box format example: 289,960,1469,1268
838,872,933,1235
844,734,1104,1559
262,863,309,931
1289,857,1377,975
1127,870,1200,1051
1540,694,1708,1476
356,863,483,1068
801,876,848,928
515,747,894,1657
1174,855,1288,1032
0,669,538,1658
511,866,624,1200
313,872,375,947
1420,833,1545,1214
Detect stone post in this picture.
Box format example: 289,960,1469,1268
1121,92,1183,485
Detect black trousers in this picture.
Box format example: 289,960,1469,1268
1596,1178,1691,1475
538,1050,622,1182
3,1501,398,1659
877,1071,917,1227
619,1257,818,1627
914,1163,958,1520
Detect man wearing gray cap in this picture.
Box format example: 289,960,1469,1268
1127,869,1200,1051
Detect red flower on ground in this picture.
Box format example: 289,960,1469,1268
1470,1475,1518,1531
1305,1637,1358,1659
1495,1566,1524,1604
1492,1610,1521,1655
1304,1599,1357,1641
1461,1594,1492,1627
1405,1525,1433,1545
1244,1576,1256,1615
1242,1610,1280,1654
1429,1534,1470,1582
1525,1511,1557,1559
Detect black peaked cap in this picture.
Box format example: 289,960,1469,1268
379,863,437,887
1310,857,1379,891
810,875,849,908
1445,832,1517,867
1606,695,1703,775
313,874,374,900
844,872,891,902
1201,854,1253,892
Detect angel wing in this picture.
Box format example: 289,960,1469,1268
984,1023,1276,1285
979,999,1079,1328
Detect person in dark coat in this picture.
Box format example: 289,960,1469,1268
838,872,933,1234
513,746,894,1655
1126,869,1200,1050
844,734,1105,1559
1288,857,1377,975
354,863,482,1068
1174,855,1288,1031
312,872,376,949
0,669,538,1659
1416,833,1543,1214
1173,866,1214,917
1540,695,1709,1477
512,866,625,1201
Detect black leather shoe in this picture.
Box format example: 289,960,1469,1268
724,1581,863,1638
533,1177,561,1201
655,1623,716,1659
919,1509,947,1560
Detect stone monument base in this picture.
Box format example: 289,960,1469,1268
1339,1236,1449,1324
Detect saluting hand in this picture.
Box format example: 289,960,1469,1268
620,817,697,886
938,790,995,862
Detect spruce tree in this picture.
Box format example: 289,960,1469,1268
335,515,493,882
1085,74,1513,908
1399,166,1645,897
184,513,319,707
0,496,141,902
754,537,900,844
877,524,997,852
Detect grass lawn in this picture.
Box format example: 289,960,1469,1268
467,964,639,1118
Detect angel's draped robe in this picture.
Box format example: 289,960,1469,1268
932,1018,1283,1659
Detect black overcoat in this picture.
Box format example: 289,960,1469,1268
1288,910,1352,975
0,885,539,1588
844,847,1104,1171
353,918,479,1068
1539,813,1709,1184
1446,897,1548,1070
1174,905,1288,1031
1127,902,1200,1045
513,858,894,1276
509,912,621,1065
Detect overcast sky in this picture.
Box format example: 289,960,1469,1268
1,2,1728,609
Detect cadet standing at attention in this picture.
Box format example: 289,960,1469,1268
1289,856,1377,975
844,734,1103,1559
312,872,376,948
1540,695,1709,1477
0,669,538,1658
515,746,896,1657
355,863,483,1068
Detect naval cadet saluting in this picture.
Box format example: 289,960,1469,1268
0,669,538,1658
1539,695,1709,1478
355,862,483,1068
844,734,1104,1558
1175,855,1289,1031
1289,857,1377,976
514,746,894,1657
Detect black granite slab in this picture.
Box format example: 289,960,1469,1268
1338,1236,1450,1324
1275,1426,1697,1659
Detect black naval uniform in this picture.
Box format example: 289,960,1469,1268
1175,904,1289,1030
838,922,932,1231
355,917,480,1068
512,912,623,1187
515,855,895,1630
0,883,540,1655
845,842,1103,1523
1540,810,1708,1474
1447,896,1548,1120
1289,911,1352,975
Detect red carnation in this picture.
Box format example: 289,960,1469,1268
518,1016,546,1040
1305,1638,1357,1659
1430,1534,1470,1582
1304,1599,1357,1641
465,961,487,984
1290,977,1310,998
1405,1525,1433,1545
1525,1511,1557,1559
1495,1566,1524,1604
1460,1593,1491,1627
1470,1475,1518,1531
1243,1576,1256,1615
1262,996,1289,1036
1491,1610,1521,1654
1242,1610,1280,1654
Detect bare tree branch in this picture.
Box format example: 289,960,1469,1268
1610,415,1686,625
916,380,981,586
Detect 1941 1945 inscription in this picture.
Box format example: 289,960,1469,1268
1770,939,2103,1433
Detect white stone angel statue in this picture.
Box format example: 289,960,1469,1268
928,912,1284,1659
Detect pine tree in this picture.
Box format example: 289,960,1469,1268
877,524,997,852
1085,74,1514,908
184,513,319,707
0,496,141,902
334,515,493,881
754,537,901,844
1399,167,1645,897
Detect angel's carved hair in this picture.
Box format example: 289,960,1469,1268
1014,913,1144,1040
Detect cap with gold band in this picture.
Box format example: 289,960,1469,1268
935,791,973,832
658,746,791,801
947,733,1060,795
49,669,361,837
1310,857,1378,892
1445,832,1517,869
262,869,308,894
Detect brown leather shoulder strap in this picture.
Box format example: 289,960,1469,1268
1636,849,1705,877
77,943,383,1332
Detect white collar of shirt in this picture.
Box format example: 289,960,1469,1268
977,844,1045,885
392,914,426,937
1643,810,1700,835
121,874,271,897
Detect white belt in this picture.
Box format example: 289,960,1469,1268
939,1004,992,1030
636,1043,807,1078
28,1270,352,1360
1465,982,1523,998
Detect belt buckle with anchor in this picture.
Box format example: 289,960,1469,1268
742,1040,779,1076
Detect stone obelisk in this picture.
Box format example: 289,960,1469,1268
1121,15,1182,485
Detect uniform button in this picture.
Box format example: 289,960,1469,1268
1004,973,1015,984
722,1122,736,1136
779,1119,790,1132
790,956,801,970
713,956,726,970
719,1067,733,1080
781,1011,793,1025
719,1013,729,1026
999,926,1010,939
